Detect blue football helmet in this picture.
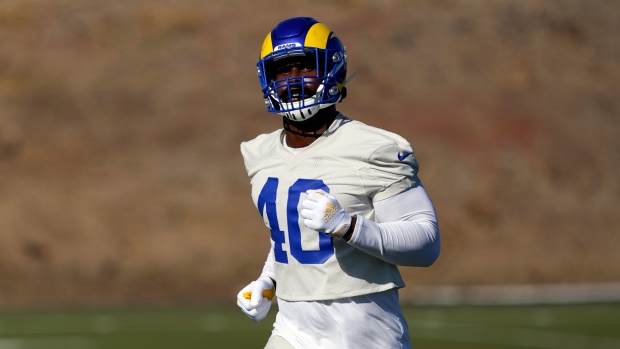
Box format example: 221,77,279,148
257,17,348,121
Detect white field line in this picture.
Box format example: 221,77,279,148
404,282,620,306
0,339,21,349
0,314,247,337
0,337,94,349
414,322,620,349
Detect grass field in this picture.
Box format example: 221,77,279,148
0,304,619,349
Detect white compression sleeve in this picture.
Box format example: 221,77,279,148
346,184,441,267
260,246,276,280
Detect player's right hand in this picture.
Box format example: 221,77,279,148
236,276,275,322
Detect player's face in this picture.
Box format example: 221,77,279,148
272,55,321,103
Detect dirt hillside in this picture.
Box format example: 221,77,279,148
0,0,619,307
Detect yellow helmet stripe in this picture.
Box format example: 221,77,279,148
260,22,333,59
260,32,273,59
304,23,332,49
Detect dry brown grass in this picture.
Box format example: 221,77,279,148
1,0,619,306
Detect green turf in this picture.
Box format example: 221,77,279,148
0,304,618,348
406,305,620,349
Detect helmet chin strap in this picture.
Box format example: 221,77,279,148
280,73,353,121
278,83,325,121
282,107,337,138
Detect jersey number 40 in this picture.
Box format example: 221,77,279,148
258,177,334,265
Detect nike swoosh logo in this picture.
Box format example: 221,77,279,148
397,152,412,161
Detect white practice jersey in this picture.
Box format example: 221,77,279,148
241,113,419,301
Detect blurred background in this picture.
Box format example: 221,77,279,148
1,0,619,311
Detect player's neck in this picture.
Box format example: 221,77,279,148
283,107,337,148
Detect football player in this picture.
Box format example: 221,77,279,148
236,17,441,349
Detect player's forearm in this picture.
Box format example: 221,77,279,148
346,215,440,266
260,247,277,281
346,184,440,266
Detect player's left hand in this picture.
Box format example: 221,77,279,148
300,189,352,238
